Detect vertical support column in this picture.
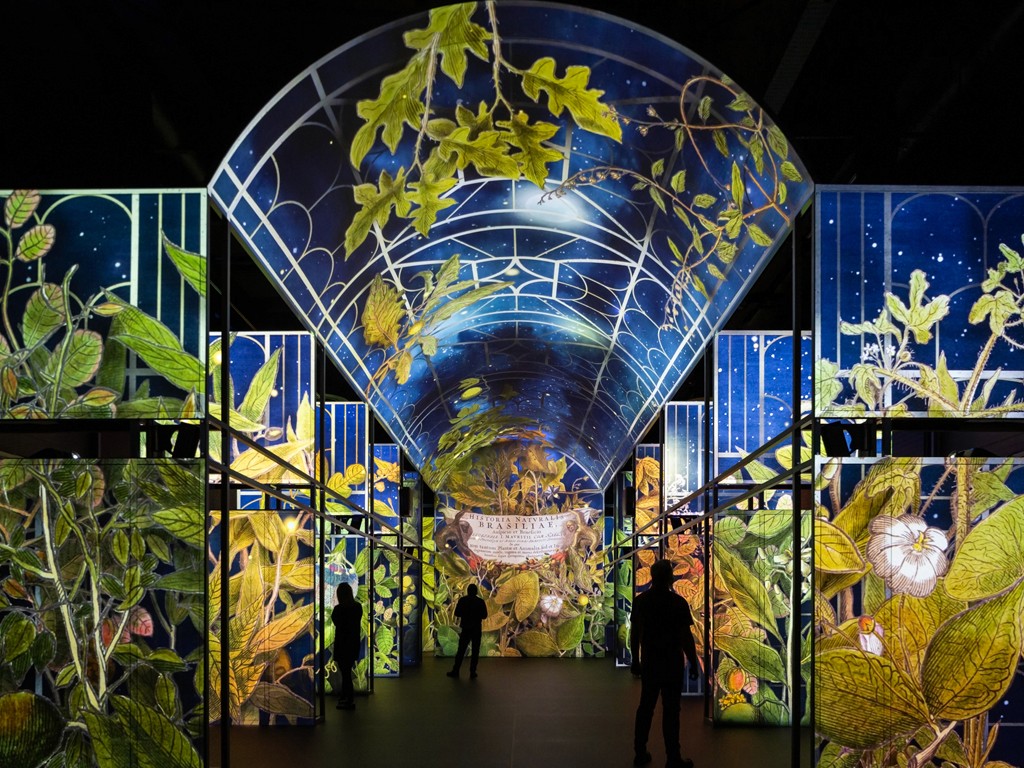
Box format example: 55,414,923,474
316,339,327,720
702,347,713,721
218,226,232,766
790,229,803,767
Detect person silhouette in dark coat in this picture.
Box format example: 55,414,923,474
331,582,362,709
447,583,488,679
630,559,700,768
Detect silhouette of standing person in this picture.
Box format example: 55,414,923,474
630,559,700,768
446,583,487,679
331,582,362,709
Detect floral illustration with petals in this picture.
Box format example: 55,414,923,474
865,514,948,598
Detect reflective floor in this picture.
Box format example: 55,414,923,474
212,656,808,768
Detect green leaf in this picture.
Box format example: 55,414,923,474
715,632,785,682
555,614,585,651
731,162,744,208
45,329,103,388
152,506,204,548
362,275,406,349
969,289,1017,335
407,173,458,236
693,193,716,209
22,284,65,349
250,603,315,653
402,3,490,88
766,124,788,159
815,518,866,574
394,350,414,385
239,349,281,423
0,692,65,768
497,112,562,187
0,611,36,659
350,59,427,168
874,587,965,679
944,496,1024,601
83,710,133,768
428,280,510,325
113,529,130,566
714,545,780,640
436,126,520,179
712,130,729,158
250,682,313,718
746,223,773,247
515,630,559,657
670,170,686,193
345,168,412,256
162,235,206,299
714,516,747,547
780,160,803,182
15,224,56,262
521,57,622,141
4,190,40,228
121,565,144,610
815,649,929,749
885,270,950,344
494,571,540,622
922,583,1023,720
648,187,666,213
110,696,202,768
727,92,754,112
156,568,204,594
698,96,712,121
109,305,204,394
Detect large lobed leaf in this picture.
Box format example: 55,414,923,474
403,2,490,88
521,58,622,141
944,495,1024,601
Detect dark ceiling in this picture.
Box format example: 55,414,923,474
5,0,1023,401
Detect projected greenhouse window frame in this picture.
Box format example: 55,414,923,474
209,1,813,496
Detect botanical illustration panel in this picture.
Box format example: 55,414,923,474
0,458,205,768
816,188,1024,418
813,457,1024,767
664,401,705,510
0,189,207,420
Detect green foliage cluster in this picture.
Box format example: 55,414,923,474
813,250,1024,765
820,243,1024,418
814,454,1023,767
0,190,205,420
708,445,814,725
206,505,316,725
359,253,511,394
0,459,205,768
429,439,609,659
344,2,621,257
546,76,802,328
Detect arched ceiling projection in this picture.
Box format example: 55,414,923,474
210,2,812,493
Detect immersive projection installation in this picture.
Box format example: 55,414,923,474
0,189,207,420
209,1,812,494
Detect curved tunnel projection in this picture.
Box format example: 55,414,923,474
210,2,813,493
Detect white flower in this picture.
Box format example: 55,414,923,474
539,594,563,620
866,514,948,598
857,615,884,655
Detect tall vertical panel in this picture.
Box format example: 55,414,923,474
816,187,1024,418
813,457,1024,766
0,189,206,419
320,402,369,697
0,459,205,765
206,332,318,724
715,331,812,478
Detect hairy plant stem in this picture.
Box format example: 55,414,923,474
39,487,100,710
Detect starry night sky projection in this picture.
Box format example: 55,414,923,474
817,187,1024,416
210,3,812,491
8,191,207,406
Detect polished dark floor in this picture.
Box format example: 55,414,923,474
212,656,808,768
